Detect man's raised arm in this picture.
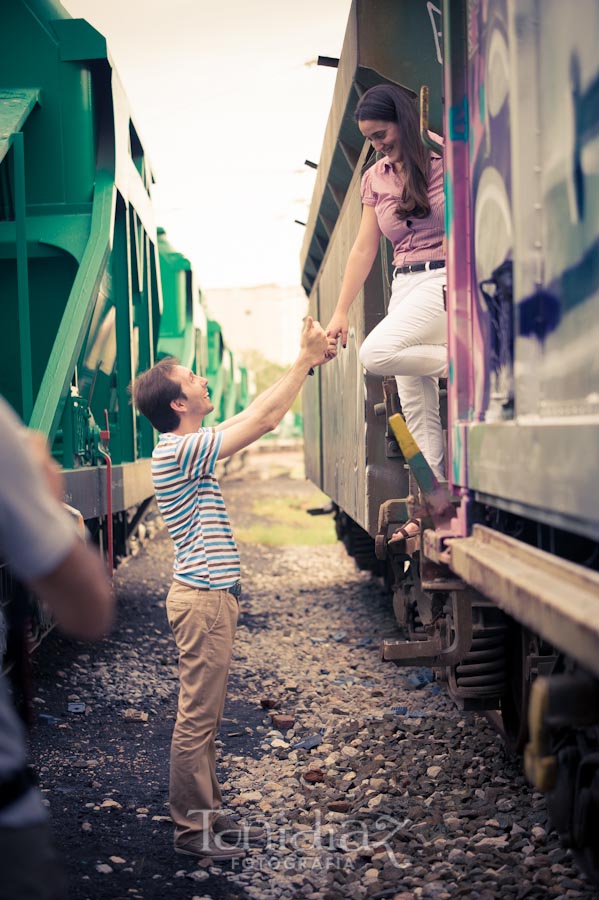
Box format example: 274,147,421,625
216,329,336,433
216,317,329,459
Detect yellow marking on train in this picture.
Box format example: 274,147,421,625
388,413,420,461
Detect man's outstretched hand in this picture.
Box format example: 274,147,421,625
301,316,334,368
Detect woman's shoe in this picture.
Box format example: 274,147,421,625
388,518,421,547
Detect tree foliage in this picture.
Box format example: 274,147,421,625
241,349,302,416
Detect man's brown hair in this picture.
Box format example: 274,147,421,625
131,357,184,433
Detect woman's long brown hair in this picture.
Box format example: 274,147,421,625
355,83,431,220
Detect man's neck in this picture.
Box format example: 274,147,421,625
171,414,204,436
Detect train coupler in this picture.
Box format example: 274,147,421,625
381,589,473,666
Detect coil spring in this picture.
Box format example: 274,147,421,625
408,605,425,640
454,625,507,696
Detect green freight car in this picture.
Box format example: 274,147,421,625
0,0,250,572
156,230,250,430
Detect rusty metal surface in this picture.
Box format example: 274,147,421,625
381,591,473,665
449,525,599,677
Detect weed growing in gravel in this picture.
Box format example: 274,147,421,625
235,492,336,546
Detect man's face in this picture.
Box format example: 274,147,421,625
170,365,214,418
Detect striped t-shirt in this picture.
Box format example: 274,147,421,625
152,428,240,590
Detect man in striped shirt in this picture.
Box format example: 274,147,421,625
133,317,331,861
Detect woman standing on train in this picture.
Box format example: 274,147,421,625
325,82,446,540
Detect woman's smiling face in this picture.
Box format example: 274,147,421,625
358,118,402,165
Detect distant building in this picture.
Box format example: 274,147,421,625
204,285,309,366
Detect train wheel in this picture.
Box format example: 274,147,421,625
571,759,599,884
501,622,536,752
334,511,382,573
526,673,599,884
544,744,599,885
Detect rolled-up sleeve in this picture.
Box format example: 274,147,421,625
174,428,223,480
360,168,377,207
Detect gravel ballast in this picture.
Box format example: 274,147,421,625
28,449,597,900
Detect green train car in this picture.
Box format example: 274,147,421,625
0,0,249,573
156,230,250,432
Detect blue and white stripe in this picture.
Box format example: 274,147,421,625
152,428,240,590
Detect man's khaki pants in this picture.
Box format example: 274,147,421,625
166,581,238,842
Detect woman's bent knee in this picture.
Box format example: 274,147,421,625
359,339,397,375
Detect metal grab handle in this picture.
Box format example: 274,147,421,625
420,85,443,155
97,409,113,577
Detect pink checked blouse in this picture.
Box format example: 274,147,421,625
360,145,445,267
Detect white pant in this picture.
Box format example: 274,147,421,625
359,268,447,479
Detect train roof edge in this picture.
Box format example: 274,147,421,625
299,0,443,296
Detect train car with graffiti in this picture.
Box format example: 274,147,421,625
301,0,599,878
0,0,250,636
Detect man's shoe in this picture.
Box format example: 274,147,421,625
213,813,266,845
174,833,246,861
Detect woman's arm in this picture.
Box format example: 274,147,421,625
325,204,381,348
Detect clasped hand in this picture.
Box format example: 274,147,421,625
324,311,349,356
301,316,337,367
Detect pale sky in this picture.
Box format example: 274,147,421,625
61,0,352,290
